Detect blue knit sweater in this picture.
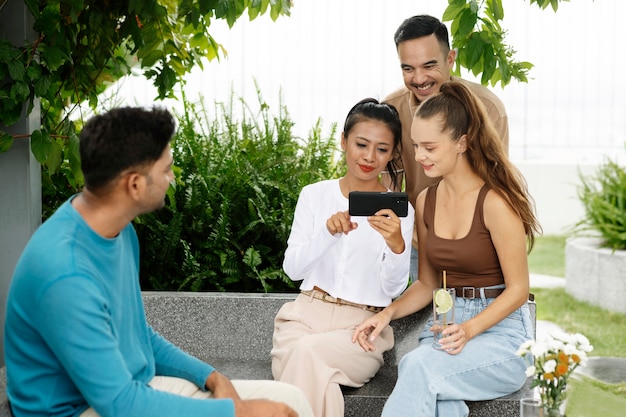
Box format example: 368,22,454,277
4,198,234,417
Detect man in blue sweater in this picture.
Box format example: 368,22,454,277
4,107,313,417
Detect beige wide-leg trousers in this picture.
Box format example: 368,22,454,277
271,294,394,417
79,377,314,417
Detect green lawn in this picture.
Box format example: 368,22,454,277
528,234,567,277
528,235,626,415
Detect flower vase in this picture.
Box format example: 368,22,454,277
543,406,564,417
542,396,566,417
539,380,567,417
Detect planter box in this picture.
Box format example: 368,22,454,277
565,237,626,314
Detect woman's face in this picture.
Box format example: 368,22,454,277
411,115,465,178
342,119,395,183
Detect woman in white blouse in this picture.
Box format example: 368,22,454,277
271,98,415,417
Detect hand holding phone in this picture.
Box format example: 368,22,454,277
348,191,409,217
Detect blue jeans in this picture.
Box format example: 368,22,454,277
381,288,534,417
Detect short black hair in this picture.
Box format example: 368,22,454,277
394,15,450,52
79,106,175,191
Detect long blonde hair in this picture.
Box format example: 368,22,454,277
415,81,542,250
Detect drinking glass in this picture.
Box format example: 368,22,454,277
432,287,455,350
520,398,544,417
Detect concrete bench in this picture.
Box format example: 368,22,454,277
0,291,535,417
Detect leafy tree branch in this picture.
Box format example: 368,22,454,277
444,0,567,86
1,0,291,187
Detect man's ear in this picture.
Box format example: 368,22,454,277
447,49,457,68
124,172,144,200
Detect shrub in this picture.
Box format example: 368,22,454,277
134,91,343,292
574,151,626,251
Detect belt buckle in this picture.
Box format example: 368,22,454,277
321,292,333,303
462,287,476,299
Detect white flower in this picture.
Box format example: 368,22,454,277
563,343,577,355
516,340,534,356
531,341,549,357
544,359,557,373
517,331,594,412
574,333,594,352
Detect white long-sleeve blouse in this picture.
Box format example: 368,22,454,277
283,179,415,307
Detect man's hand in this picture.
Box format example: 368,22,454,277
205,371,240,400
207,371,299,416
234,399,299,417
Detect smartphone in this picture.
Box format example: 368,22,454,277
348,191,409,217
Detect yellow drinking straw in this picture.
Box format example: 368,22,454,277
443,270,448,330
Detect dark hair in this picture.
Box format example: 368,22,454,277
415,81,541,249
343,98,403,190
394,15,450,53
79,106,176,192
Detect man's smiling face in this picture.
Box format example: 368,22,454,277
397,34,455,104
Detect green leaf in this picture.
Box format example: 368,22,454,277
0,40,16,63
443,1,466,22
469,0,480,14
190,33,210,51
34,73,52,97
36,3,62,33
457,8,478,38
0,101,23,126
0,131,13,153
39,45,67,71
11,81,30,102
140,50,163,68
154,65,178,99
26,63,43,81
550,0,560,12
30,129,52,164
466,35,485,71
7,59,26,81
243,247,262,269
487,0,505,20
481,45,497,84
46,140,63,174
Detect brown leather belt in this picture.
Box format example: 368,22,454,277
301,287,384,313
452,286,534,301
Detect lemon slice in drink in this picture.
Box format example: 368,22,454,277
434,289,453,314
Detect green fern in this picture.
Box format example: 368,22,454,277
574,153,626,251
135,89,341,292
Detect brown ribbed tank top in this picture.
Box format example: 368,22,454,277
423,183,504,288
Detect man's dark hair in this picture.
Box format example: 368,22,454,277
79,106,175,191
393,15,450,52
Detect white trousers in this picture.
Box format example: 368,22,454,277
271,294,394,417
79,376,314,417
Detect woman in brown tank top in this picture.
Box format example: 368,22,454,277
353,81,541,417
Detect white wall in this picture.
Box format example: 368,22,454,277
517,162,597,235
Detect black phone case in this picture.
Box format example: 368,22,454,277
348,191,409,217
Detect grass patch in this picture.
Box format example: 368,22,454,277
528,235,626,415
530,288,626,357
567,376,626,417
528,234,566,277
